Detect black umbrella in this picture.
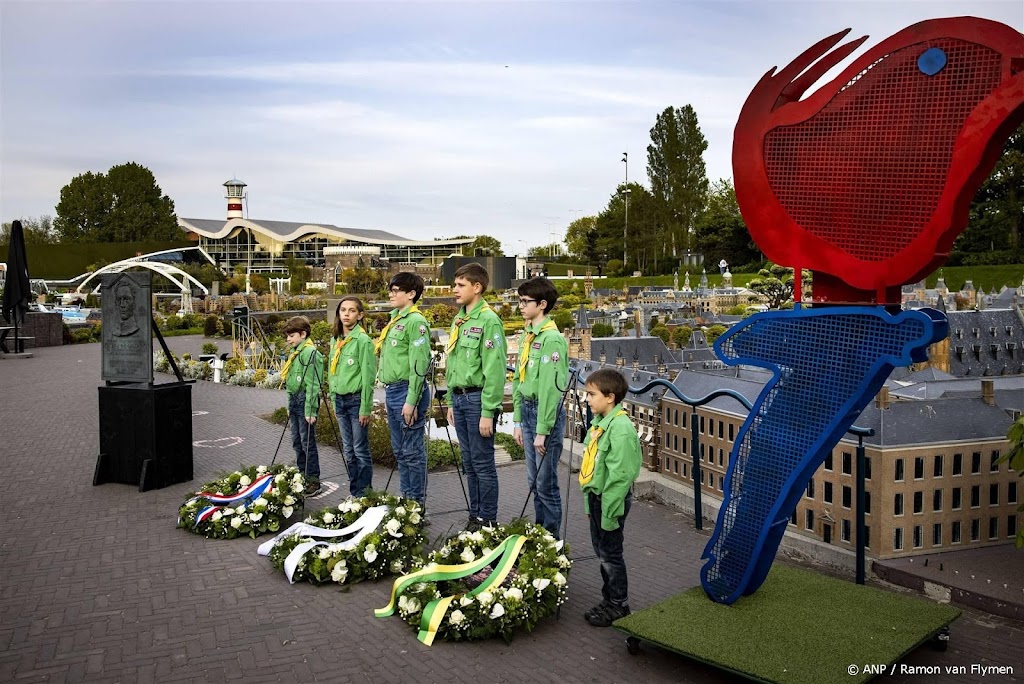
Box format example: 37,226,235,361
2,219,32,353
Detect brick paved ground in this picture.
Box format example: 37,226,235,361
2,337,1023,683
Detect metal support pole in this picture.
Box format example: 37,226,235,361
690,410,703,531
855,432,867,585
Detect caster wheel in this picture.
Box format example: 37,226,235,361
932,627,950,652
626,636,641,655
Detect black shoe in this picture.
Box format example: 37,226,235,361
583,600,611,621
304,482,323,498
585,602,630,627
466,517,482,532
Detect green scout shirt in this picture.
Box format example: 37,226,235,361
284,341,325,418
327,324,377,417
446,299,507,419
377,306,431,406
512,316,569,435
581,403,642,531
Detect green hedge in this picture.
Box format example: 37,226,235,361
0,240,195,278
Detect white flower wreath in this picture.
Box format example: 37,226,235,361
261,491,428,585
177,464,306,539
376,520,571,645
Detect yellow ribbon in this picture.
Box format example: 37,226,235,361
518,319,558,382
446,301,492,353
579,410,627,486
281,339,314,382
329,334,355,376
375,306,420,356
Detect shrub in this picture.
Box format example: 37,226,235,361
224,356,246,376
427,438,461,470
257,371,282,389
203,314,221,337
201,342,218,355
254,368,268,384
62,323,73,345
494,432,525,461
72,328,93,344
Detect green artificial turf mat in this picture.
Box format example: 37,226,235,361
614,565,960,684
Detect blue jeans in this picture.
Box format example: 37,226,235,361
289,391,320,481
589,491,632,606
385,382,430,506
452,390,498,522
522,398,565,537
335,392,372,497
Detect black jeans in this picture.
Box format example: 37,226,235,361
588,491,631,606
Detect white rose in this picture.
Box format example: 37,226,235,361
350,502,362,513
211,510,223,522
323,511,336,524
405,597,420,613
490,603,505,619
253,497,268,508
476,591,493,606
385,518,403,537
460,548,476,563
503,587,523,602
532,578,551,592
364,544,378,563
440,546,451,557
275,474,286,484
449,610,465,625
318,548,331,560
235,505,246,515
409,512,421,524
557,555,570,568
249,512,263,522
553,572,566,586
238,475,252,487
470,532,485,544
459,595,473,607
391,561,405,573
284,495,296,506
256,465,267,474
394,506,406,518
292,482,304,493
282,506,294,518
398,595,409,612
230,517,242,529
331,564,349,583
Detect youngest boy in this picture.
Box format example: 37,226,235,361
282,316,326,497
579,368,641,627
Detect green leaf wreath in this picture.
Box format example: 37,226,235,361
387,520,571,644
266,491,428,585
177,464,306,539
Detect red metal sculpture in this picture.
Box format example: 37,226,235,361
733,17,1024,304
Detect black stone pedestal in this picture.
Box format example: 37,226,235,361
94,382,194,491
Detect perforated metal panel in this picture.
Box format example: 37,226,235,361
700,307,947,604
765,39,1001,262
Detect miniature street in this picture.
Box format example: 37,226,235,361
2,337,1022,683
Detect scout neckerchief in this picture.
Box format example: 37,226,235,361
518,318,558,382
329,324,362,376
281,339,314,382
375,305,420,356
446,300,492,353
579,409,628,486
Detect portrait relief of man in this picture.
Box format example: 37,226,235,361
113,280,140,337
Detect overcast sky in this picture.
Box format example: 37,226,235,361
1,1,1021,254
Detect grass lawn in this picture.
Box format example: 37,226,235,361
614,564,959,684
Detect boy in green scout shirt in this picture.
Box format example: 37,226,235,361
282,316,326,497
445,263,507,530
512,276,569,538
377,272,432,508
328,296,377,497
579,368,641,627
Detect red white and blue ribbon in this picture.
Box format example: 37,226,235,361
185,473,275,529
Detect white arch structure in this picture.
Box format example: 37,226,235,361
76,249,211,295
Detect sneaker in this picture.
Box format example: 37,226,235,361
465,517,482,532
585,601,630,627
304,482,323,498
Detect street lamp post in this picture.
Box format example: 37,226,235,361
622,152,629,268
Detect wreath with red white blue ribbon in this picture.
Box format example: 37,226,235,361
177,464,306,539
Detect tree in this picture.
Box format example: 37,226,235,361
955,123,1024,258
650,324,670,344
694,179,760,270
284,254,311,294
1000,416,1024,548
55,162,178,242
592,322,614,337
471,235,503,256
748,263,812,309
647,105,709,255
704,324,728,344
0,216,57,244
551,309,574,331
673,325,693,347
565,215,598,263
528,243,563,258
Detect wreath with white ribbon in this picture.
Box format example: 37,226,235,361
375,520,571,645
259,492,427,586
177,465,306,539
